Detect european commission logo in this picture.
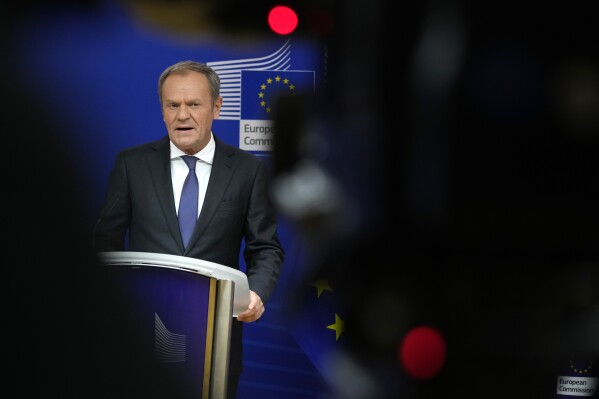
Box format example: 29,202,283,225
556,359,598,397
239,70,315,152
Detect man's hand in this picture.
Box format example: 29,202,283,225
236,290,265,323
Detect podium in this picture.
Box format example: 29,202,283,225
97,251,250,399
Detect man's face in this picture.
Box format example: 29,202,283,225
161,71,222,154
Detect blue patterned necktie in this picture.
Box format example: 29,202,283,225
178,155,198,249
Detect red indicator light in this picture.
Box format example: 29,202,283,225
268,5,298,35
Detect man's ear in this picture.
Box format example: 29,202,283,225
213,96,223,118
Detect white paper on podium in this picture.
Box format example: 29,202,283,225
97,251,251,317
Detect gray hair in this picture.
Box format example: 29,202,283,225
158,60,221,105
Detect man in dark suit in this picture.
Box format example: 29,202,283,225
93,60,285,399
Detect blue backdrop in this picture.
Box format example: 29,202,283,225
12,1,336,397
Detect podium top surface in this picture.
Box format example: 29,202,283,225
97,251,250,316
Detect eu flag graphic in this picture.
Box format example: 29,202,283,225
239,70,315,151
241,70,315,120
291,277,345,384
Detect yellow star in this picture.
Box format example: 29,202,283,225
327,313,344,340
310,278,333,298
258,92,264,98
260,84,267,90
275,76,281,82
283,78,289,84
266,78,273,84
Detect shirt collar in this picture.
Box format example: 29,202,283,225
170,133,215,165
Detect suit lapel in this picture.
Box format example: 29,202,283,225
146,136,185,251
189,137,236,246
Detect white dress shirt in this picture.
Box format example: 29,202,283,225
170,133,215,217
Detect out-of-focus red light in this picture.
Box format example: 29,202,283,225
399,325,446,380
268,5,298,35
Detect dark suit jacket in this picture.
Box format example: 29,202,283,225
93,134,285,376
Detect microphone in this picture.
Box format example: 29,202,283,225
92,193,120,251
